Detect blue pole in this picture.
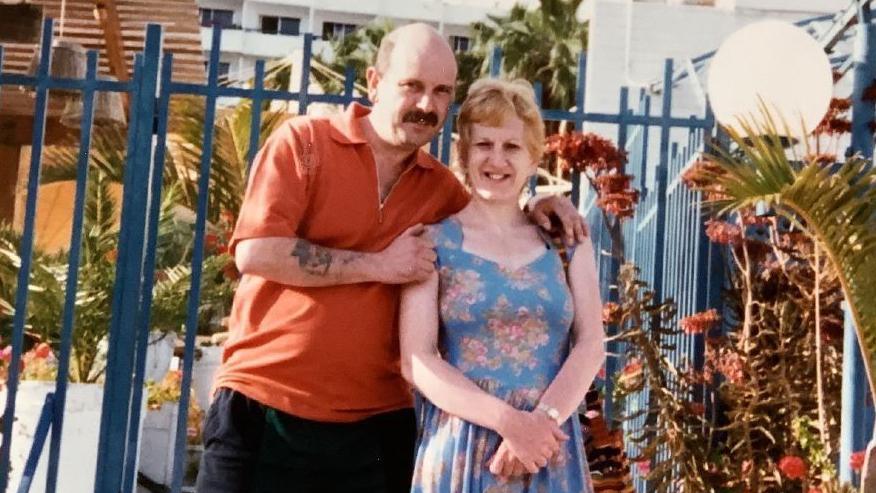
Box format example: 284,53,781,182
840,0,876,484
0,20,53,491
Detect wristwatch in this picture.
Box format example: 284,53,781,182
536,402,562,424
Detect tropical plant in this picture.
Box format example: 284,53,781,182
471,0,587,110
690,112,876,492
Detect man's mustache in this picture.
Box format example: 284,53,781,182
402,111,439,127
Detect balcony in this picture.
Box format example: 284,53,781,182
200,26,319,59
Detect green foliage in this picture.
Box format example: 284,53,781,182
703,112,876,410
470,0,587,109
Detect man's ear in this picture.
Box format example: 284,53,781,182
365,66,381,103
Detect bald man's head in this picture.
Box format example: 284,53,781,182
365,23,458,152
375,23,455,76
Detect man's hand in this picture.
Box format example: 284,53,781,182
370,224,436,284
527,195,588,245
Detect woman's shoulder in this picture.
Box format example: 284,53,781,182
425,215,464,249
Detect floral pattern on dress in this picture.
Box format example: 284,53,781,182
500,264,548,291
482,296,551,375
439,267,486,322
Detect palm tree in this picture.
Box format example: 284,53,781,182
703,115,876,493
471,0,587,110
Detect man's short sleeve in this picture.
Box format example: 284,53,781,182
229,120,311,256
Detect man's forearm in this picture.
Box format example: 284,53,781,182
235,237,380,287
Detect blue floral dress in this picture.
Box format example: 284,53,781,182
411,216,594,493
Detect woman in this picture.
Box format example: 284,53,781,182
399,78,605,492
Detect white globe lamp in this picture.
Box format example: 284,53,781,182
707,20,833,139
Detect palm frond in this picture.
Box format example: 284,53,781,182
704,111,876,399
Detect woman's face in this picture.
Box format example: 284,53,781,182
465,117,536,203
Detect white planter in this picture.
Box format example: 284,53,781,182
192,345,222,412
2,381,142,493
139,402,179,486
144,331,177,384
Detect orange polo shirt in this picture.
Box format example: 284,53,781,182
216,103,469,423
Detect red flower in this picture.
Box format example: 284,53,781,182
679,309,720,335
593,173,633,195
681,158,725,189
778,455,807,480
705,219,742,245
602,302,622,325
1,345,11,363
622,358,642,376
851,450,866,472
545,132,627,174
34,343,52,359
205,233,220,252
105,249,118,262
636,459,651,476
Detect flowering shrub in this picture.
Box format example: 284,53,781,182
145,370,206,445
545,131,639,220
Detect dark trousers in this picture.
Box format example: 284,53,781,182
195,388,417,493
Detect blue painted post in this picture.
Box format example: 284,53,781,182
490,46,502,77
246,59,266,174
171,24,223,493
44,49,99,493
653,59,674,306
343,65,356,101
0,20,53,491
94,24,164,493
572,52,586,206
840,1,876,484
122,50,177,491
298,33,313,115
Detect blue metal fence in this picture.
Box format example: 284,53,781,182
0,20,717,492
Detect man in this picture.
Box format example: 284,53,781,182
196,23,587,493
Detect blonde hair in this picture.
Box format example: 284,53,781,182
457,78,545,167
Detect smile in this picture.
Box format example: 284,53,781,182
484,172,511,181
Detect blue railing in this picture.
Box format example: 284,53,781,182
0,19,717,493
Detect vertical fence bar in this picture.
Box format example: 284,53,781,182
572,52,586,206
0,20,54,491
94,54,144,491
298,33,313,115
489,46,502,77
95,24,163,492
246,59,266,176
343,65,356,101
43,49,99,493
121,51,176,492
171,24,222,493
653,59,674,304
841,1,876,483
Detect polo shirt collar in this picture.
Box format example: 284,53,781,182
329,102,436,169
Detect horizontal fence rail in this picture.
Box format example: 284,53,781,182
0,19,720,493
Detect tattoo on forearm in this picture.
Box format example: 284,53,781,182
291,240,333,276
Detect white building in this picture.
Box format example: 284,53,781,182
194,0,540,82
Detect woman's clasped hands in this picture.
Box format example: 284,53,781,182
489,408,569,480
